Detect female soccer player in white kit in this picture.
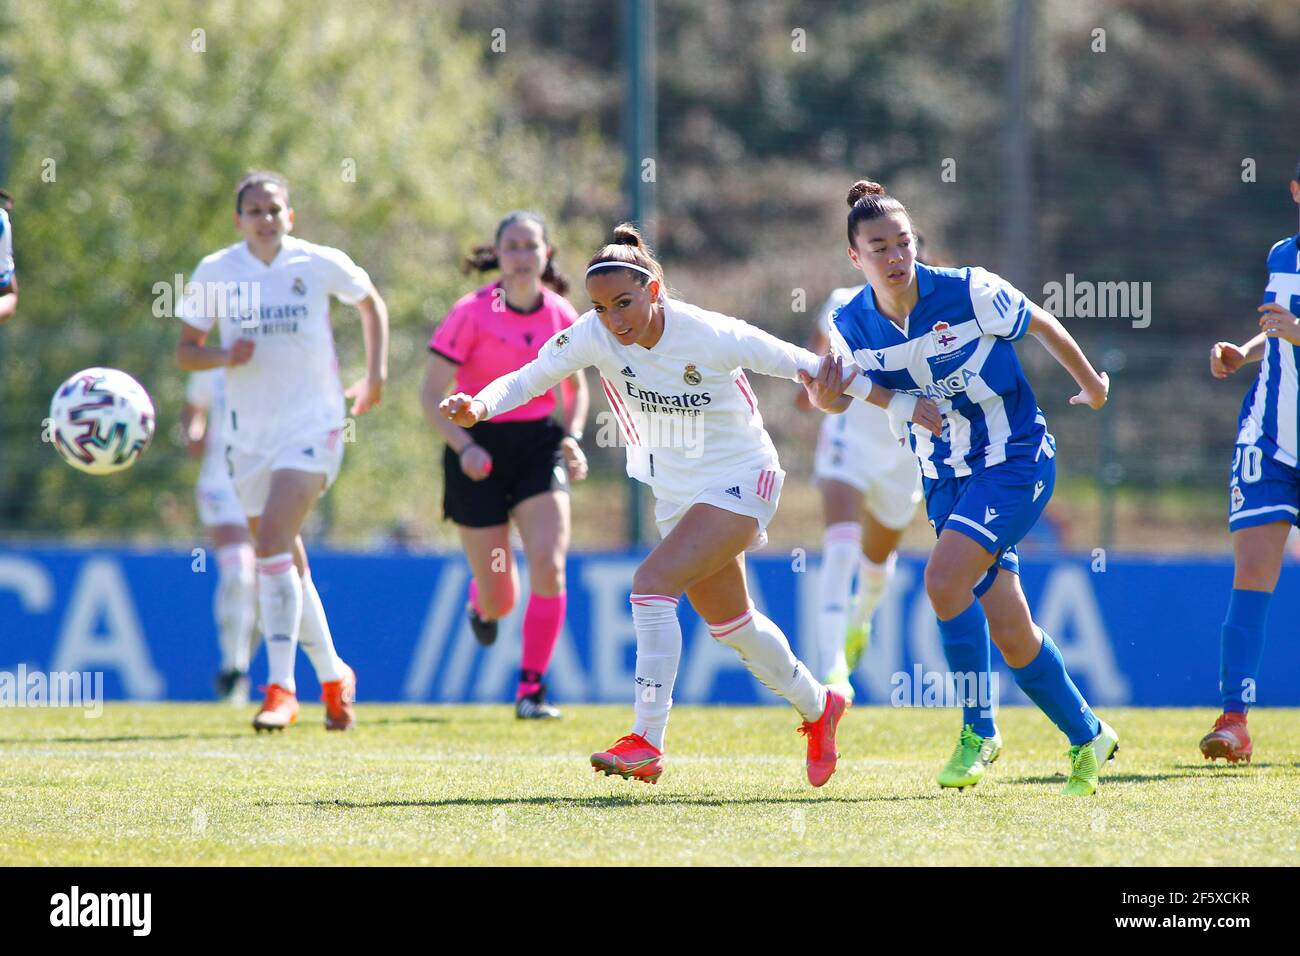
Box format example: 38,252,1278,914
182,367,258,704
176,170,389,732
801,285,922,701
442,225,942,787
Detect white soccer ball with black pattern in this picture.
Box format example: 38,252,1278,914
49,367,156,475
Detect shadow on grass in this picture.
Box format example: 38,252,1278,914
361,716,451,726
278,793,941,810
0,732,248,744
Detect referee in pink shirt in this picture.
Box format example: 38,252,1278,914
421,211,589,718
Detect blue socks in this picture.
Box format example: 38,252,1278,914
936,601,997,739
1220,588,1270,714
1011,629,1100,746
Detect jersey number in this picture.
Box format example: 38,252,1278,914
1234,446,1263,484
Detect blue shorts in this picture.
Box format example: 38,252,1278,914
1227,444,1300,531
923,451,1056,595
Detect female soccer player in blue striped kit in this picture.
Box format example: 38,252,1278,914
828,180,1119,795
1200,159,1300,763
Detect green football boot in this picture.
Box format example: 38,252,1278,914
1062,720,1119,796
937,724,1003,789
843,619,870,671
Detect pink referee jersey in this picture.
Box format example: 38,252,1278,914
430,282,579,423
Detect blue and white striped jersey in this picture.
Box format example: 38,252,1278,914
829,262,1052,480
1236,235,1300,465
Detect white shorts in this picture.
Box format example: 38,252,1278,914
196,467,247,528
813,401,922,531
654,465,784,552
227,427,345,519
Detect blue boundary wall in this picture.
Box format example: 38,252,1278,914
0,546,1296,706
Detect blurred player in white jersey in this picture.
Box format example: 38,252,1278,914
443,224,942,788
176,170,389,732
798,284,921,701
0,190,18,325
182,367,257,704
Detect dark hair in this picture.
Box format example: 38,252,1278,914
0,188,12,212
1294,158,1300,183
235,170,290,213
462,210,569,295
845,179,910,247
585,223,666,295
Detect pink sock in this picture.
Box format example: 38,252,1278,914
469,578,483,616
517,591,566,699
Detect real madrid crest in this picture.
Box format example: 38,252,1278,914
292,277,307,295
683,363,702,385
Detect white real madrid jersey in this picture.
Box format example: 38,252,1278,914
473,297,874,504
178,236,372,453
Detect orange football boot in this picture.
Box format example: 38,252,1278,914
799,687,848,787
590,733,664,784
253,683,299,732
1200,712,1252,764
321,665,357,731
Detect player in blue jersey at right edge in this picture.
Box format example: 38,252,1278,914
1200,160,1300,764
829,179,1118,795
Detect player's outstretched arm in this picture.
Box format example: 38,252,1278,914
1025,303,1109,410
344,290,389,416
443,327,592,427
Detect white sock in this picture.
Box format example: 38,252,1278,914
215,543,256,673
850,551,897,631
257,553,302,693
298,572,346,683
818,522,861,679
629,594,681,751
709,608,826,721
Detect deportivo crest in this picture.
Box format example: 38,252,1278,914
1230,484,1245,513
683,363,702,385
292,277,306,295
931,321,958,351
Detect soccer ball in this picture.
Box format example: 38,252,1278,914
49,367,156,475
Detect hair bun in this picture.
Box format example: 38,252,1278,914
611,222,644,248
847,179,886,206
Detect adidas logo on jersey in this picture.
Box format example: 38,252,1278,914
724,486,742,499
621,365,636,377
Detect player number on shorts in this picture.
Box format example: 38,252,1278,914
1234,445,1263,484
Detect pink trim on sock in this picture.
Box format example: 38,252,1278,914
708,610,755,639
518,592,567,698
630,593,679,607
257,557,294,576
468,578,483,615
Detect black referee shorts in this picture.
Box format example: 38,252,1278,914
443,418,569,528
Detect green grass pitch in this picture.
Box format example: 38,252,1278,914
2,704,1297,866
